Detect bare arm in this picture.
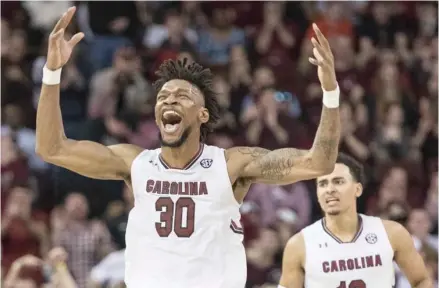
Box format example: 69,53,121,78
255,25,275,54
36,9,143,180
228,24,340,185
35,85,142,179
51,263,78,288
276,24,295,48
344,134,370,161
4,256,43,288
47,248,78,288
230,101,339,185
279,233,305,288
384,220,433,288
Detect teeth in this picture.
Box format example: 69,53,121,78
163,110,179,117
164,123,179,133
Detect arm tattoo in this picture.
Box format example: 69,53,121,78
238,147,310,181
311,106,340,163
234,105,340,182
255,148,310,181
236,147,270,159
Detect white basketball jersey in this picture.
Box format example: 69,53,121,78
302,214,395,288
125,144,246,288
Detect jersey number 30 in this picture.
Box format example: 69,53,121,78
155,197,195,237
337,280,366,288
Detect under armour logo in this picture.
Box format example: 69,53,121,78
200,159,213,168
149,160,158,167
319,243,328,248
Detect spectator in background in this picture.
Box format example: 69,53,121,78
84,1,139,72
105,185,133,250
246,227,282,287
228,45,252,89
52,193,115,288
1,132,30,203
372,60,418,133
1,18,11,56
356,2,398,48
89,249,126,288
88,47,152,121
2,29,35,128
242,85,309,150
306,2,353,40
180,1,209,30
424,172,438,234
2,107,48,172
372,103,412,162
22,1,72,33
254,1,297,89
245,182,311,231
197,4,245,68
369,166,409,215
255,2,295,57
143,9,197,53
415,3,438,40
211,75,238,134
2,186,50,275
339,102,371,163
407,209,438,251
3,247,77,288
145,9,198,80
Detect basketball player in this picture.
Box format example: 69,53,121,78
36,7,341,288
278,153,433,288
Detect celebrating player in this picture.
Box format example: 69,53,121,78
36,7,341,288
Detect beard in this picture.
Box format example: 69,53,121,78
326,210,341,216
159,126,191,148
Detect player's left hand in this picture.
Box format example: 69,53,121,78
309,23,337,91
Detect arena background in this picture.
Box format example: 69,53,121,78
1,1,438,287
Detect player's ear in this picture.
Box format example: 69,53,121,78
199,108,209,124
354,183,363,198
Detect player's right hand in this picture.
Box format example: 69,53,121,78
47,6,84,70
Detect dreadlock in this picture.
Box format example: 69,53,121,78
153,58,220,142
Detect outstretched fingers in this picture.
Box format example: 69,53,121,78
313,23,331,52
52,6,76,35
308,23,333,67
68,32,85,47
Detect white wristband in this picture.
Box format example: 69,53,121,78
42,65,62,85
322,84,340,108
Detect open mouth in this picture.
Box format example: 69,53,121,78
161,110,183,134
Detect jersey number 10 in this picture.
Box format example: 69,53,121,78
337,280,366,288
155,197,195,237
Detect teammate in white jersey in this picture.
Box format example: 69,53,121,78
279,153,433,288
37,7,343,288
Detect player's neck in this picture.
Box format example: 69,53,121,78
160,137,201,169
324,210,360,241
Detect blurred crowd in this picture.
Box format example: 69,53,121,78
1,1,438,288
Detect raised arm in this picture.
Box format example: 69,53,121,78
384,220,433,288
278,233,305,288
35,7,142,180
229,24,340,185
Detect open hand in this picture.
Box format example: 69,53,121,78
47,7,84,70
47,247,68,267
308,24,337,91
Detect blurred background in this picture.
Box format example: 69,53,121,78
1,1,437,288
